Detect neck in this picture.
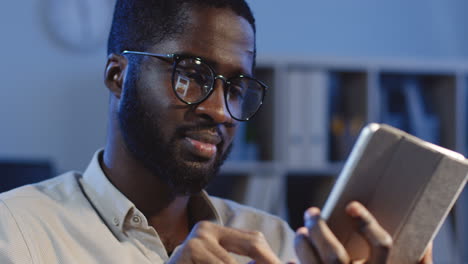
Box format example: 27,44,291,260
102,108,191,251
102,138,185,214
147,196,191,253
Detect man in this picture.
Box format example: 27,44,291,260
0,0,433,263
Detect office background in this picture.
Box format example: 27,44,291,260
2,0,468,173
0,0,467,263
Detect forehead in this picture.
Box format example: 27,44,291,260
150,6,255,74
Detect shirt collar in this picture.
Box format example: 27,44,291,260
79,149,223,238
80,149,134,236
189,190,223,226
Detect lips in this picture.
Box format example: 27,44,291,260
183,130,222,160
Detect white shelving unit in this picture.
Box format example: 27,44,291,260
221,55,468,171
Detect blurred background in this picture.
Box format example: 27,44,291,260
0,0,467,263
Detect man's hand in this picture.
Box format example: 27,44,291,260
168,221,281,264
294,201,433,264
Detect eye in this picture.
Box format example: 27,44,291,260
176,69,208,86
229,83,246,101
187,72,208,84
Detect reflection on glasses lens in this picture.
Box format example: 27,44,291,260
174,58,213,103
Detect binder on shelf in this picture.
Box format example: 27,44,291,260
380,75,441,145
286,69,329,168
227,122,246,161
380,76,407,131
329,72,346,161
403,77,440,144
227,122,259,162
304,69,329,167
244,123,260,161
286,69,307,166
328,73,364,162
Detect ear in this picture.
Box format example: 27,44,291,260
104,53,128,99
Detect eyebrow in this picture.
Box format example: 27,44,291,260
175,51,254,78
177,51,218,66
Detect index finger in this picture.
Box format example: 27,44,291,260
304,207,350,263
346,201,393,263
212,225,281,264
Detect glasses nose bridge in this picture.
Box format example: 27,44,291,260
196,74,232,123
209,75,229,105
213,75,229,90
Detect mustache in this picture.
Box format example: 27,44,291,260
175,123,224,139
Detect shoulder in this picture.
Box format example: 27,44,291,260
208,195,297,262
0,171,94,228
0,171,84,207
0,171,91,231
0,172,86,262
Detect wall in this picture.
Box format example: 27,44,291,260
250,0,468,59
0,0,109,173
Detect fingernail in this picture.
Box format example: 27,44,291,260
345,201,361,218
304,208,320,228
296,226,308,235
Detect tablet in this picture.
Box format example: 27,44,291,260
322,123,468,264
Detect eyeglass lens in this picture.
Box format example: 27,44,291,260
172,57,264,120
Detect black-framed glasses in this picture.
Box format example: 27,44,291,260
121,50,267,121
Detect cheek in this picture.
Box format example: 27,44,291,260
134,79,173,126
138,71,185,114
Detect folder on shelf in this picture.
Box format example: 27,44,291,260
380,76,407,131
286,69,329,167
322,123,468,264
286,69,307,165
227,122,259,162
403,77,439,144
304,70,329,167
227,122,247,161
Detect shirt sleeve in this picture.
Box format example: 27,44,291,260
0,199,33,264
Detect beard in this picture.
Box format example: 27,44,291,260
117,74,232,195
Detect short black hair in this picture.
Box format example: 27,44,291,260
107,0,256,55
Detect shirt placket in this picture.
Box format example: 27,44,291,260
123,211,169,263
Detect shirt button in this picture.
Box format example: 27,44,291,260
132,215,141,224
113,217,120,226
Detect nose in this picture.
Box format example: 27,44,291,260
194,79,233,124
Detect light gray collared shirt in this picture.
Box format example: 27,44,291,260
0,150,296,263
